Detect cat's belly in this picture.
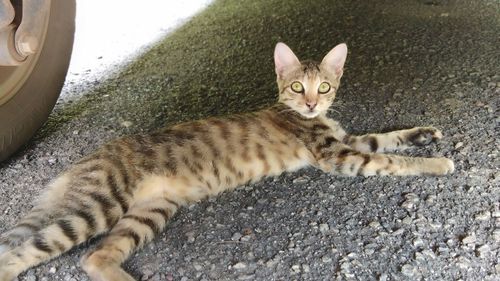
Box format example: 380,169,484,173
133,147,312,205
133,174,209,205
207,145,312,191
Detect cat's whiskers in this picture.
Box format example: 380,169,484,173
331,102,346,110
327,108,341,115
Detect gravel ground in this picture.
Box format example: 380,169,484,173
1,0,499,280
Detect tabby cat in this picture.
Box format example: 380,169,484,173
0,42,454,281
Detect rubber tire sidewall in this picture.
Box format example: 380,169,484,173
0,0,76,162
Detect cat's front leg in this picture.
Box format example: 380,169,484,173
315,144,454,176
343,127,443,153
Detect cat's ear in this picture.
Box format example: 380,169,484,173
321,43,348,77
274,42,300,78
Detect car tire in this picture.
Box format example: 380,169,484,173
0,0,76,162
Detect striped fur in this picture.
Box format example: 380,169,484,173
0,43,454,281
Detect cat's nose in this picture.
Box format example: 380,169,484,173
306,101,317,110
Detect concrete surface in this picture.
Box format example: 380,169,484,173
1,0,499,280
66,0,212,89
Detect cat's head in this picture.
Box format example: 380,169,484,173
274,42,347,118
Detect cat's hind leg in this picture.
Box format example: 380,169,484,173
81,197,179,281
343,127,443,153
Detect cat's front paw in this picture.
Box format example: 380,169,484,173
429,157,455,175
407,127,443,147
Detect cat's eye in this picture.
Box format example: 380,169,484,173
290,81,304,93
318,82,331,94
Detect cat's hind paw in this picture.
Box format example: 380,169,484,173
407,127,443,147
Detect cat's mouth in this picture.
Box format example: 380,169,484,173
301,109,320,118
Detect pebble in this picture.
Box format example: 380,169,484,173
242,228,253,235
266,256,279,267
120,120,133,127
492,210,500,218
455,142,464,149
141,269,154,281
402,216,413,225
186,231,195,243
401,264,416,277
438,246,450,255
291,264,301,273
476,244,491,257
347,252,358,259
322,255,332,263
475,211,491,221
193,263,203,271
49,267,57,274
292,176,309,183
446,239,456,247
457,256,470,269
339,260,351,272
429,222,442,230
392,228,405,236
425,195,436,204
240,235,252,242
319,223,329,233
422,250,437,260
413,238,425,248
231,232,243,241
462,233,476,244
302,264,310,273
25,275,36,281
379,273,388,281
492,229,500,241
233,262,247,269
401,193,419,210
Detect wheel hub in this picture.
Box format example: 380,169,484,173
0,0,51,105
0,0,51,66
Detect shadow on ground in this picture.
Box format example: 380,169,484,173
35,0,498,140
